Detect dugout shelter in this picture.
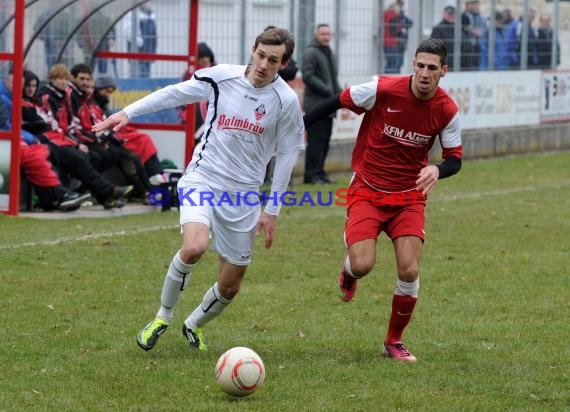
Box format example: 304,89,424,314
0,0,199,216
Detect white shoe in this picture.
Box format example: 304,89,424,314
149,174,166,186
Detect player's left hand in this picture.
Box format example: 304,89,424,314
92,110,130,133
416,165,439,195
256,212,276,250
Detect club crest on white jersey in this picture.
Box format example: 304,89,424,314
254,104,266,121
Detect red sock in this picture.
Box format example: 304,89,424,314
386,294,417,345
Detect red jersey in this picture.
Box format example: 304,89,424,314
340,75,462,192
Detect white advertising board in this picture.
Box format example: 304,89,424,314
540,70,570,122
440,71,541,129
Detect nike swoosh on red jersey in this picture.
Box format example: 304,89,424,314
387,107,403,113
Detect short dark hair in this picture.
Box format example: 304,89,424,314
254,27,295,63
70,63,91,77
415,38,448,67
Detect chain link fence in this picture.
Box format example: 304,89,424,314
1,0,567,84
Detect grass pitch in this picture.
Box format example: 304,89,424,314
1,151,569,411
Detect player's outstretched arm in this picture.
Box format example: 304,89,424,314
92,110,130,133
303,93,342,129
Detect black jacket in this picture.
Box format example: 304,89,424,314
301,39,341,111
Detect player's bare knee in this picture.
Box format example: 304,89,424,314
397,264,419,282
350,256,374,278
179,243,207,263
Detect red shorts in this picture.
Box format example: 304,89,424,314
344,178,425,247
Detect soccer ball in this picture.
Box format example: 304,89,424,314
214,346,265,397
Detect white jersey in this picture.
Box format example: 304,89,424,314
124,64,305,214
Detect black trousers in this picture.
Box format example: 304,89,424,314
144,154,163,177
88,143,152,195
304,117,333,183
46,142,114,203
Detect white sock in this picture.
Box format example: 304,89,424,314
157,251,194,322
185,282,231,329
394,278,419,298
344,255,355,277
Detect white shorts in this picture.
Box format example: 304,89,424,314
178,173,261,266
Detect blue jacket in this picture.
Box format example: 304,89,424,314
480,27,509,70
0,80,37,144
506,19,539,68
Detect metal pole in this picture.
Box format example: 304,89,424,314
185,0,199,167
0,4,5,58
378,0,384,74
297,0,315,67
452,0,461,71
8,0,25,215
551,0,560,69
334,0,341,69
488,0,496,70
520,0,529,70
130,8,138,77
240,0,247,64
289,0,296,61
416,0,423,43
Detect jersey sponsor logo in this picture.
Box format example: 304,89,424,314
254,104,266,121
384,123,431,146
217,114,265,136
387,107,403,113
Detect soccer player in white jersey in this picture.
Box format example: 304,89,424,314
93,28,304,352
304,38,462,362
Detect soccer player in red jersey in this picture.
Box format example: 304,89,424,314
304,38,462,362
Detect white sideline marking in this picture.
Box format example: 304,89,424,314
2,224,178,251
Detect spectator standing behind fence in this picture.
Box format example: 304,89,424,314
537,13,560,69
480,11,509,70
123,2,157,78
502,9,514,26
383,0,413,74
430,6,457,70
462,0,486,71
506,9,539,69
302,24,341,185
431,6,475,71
